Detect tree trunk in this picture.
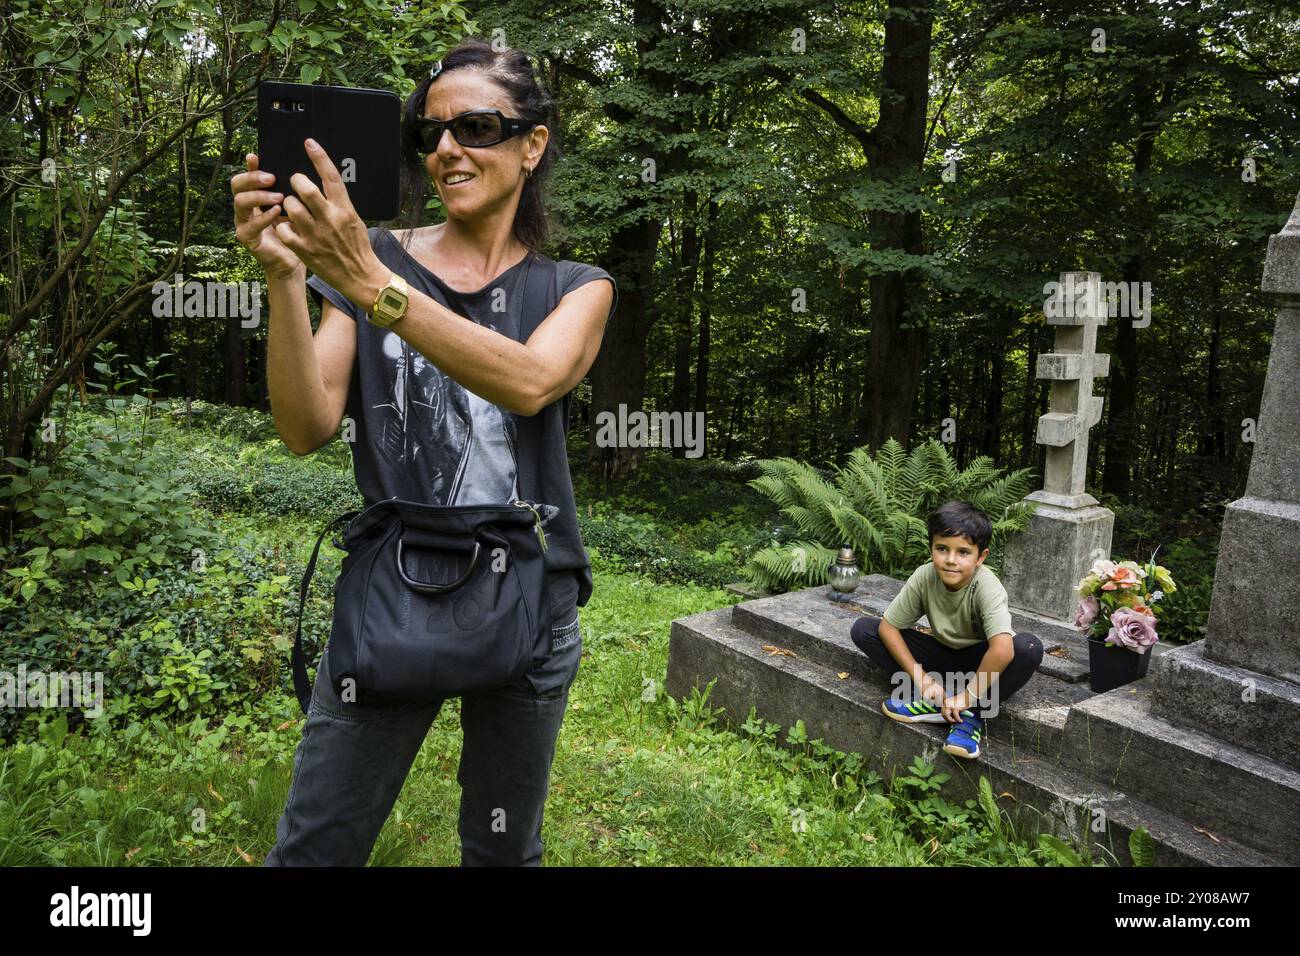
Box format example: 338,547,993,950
983,348,1003,459
808,357,820,462
671,188,700,459
583,0,675,480
694,199,717,442
586,214,662,479
1199,271,1226,461
1102,91,1163,496
1021,323,1039,466
859,0,933,452
223,315,247,407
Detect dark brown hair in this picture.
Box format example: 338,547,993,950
927,501,993,552
385,38,561,254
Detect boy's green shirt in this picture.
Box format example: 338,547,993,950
883,563,1015,651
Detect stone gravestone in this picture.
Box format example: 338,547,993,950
1202,195,1300,684
1000,271,1115,621
1153,190,1300,768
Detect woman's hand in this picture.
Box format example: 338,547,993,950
272,138,386,304
231,153,301,278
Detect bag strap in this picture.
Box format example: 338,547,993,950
513,253,561,507
292,510,360,715
517,251,559,340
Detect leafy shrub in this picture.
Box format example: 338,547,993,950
0,407,222,609
570,445,779,528
164,399,280,443
0,535,336,741
1148,536,1218,645
175,449,362,518
578,503,738,588
743,439,1036,592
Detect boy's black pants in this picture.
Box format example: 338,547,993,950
849,616,1043,719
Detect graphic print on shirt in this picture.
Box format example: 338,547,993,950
372,328,519,506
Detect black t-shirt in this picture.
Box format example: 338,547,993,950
305,226,618,626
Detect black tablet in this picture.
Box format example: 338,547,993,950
256,81,401,222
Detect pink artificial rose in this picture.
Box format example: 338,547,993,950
1075,596,1099,631
1107,608,1159,653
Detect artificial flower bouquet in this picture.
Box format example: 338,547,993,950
1073,556,1178,654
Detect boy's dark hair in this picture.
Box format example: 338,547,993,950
927,501,992,552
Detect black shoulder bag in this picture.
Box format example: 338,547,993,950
290,253,561,714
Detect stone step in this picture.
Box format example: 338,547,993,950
848,574,1182,682
665,604,1283,866
731,582,1092,685
1059,678,1300,862
728,585,1091,762
1153,640,1300,772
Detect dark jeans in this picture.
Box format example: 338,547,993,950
849,616,1042,719
264,613,583,867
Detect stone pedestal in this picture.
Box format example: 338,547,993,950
1001,491,1115,622
1204,498,1300,684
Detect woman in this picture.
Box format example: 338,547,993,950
231,38,617,866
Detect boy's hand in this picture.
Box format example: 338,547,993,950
919,677,948,708
941,693,970,723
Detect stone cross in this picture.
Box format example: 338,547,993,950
999,271,1115,622
1036,271,1111,506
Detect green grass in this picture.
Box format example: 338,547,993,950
1,539,1078,866
0,403,1095,866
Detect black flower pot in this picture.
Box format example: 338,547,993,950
1087,637,1152,692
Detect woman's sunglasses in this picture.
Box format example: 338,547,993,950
412,109,536,152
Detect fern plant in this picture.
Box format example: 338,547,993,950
743,438,1036,593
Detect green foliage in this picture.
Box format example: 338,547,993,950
743,439,1036,592
1,534,325,741
175,450,363,518
0,349,221,611
978,775,1004,840
1037,832,1085,867
0,700,303,865
143,639,227,715
569,445,777,527
1156,577,1213,645
1129,825,1155,866
0,555,1086,867
578,503,745,589
168,401,281,443
1147,537,1217,645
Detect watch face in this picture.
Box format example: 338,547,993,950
379,290,404,311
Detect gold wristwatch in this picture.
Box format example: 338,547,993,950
368,273,409,328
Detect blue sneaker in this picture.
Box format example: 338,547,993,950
944,710,983,759
881,697,947,724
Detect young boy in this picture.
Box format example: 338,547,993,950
849,501,1044,759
